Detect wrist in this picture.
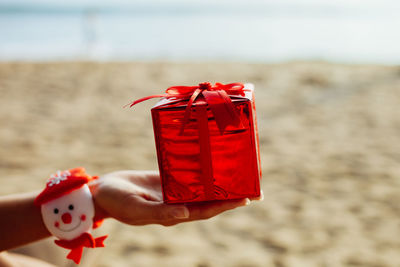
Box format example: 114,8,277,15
88,178,110,221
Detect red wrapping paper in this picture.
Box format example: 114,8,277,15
131,82,261,203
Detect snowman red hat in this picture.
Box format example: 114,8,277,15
35,168,93,206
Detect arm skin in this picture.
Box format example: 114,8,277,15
0,170,262,252
0,191,51,251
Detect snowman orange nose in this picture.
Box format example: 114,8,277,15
61,213,72,224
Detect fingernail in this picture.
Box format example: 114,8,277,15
245,198,251,206
171,206,189,219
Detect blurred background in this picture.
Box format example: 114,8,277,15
1,0,400,63
1,0,400,267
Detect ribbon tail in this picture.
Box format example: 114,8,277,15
203,90,242,134
217,90,243,128
67,247,84,265
179,88,202,135
94,235,108,247
124,94,169,108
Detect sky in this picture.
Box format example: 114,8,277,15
1,0,399,63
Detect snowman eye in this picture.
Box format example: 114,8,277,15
54,208,59,214
68,204,74,210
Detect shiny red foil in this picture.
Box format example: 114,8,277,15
152,84,261,203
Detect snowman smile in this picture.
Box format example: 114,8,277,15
59,220,82,232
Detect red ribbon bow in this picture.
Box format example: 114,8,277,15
128,82,247,134
54,233,107,264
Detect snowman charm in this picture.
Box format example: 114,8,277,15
35,168,107,264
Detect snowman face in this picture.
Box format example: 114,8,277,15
41,184,94,240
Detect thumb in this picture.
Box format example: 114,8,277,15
127,195,189,224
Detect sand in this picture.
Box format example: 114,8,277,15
1,62,400,267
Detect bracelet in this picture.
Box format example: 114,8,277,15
35,168,107,264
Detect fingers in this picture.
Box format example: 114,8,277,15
161,198,251,226
186,198,249,221
123,195,189,225
170,194,264,225
128,193,266,226
123,195,249,226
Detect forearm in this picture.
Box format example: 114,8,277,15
0,191,50,251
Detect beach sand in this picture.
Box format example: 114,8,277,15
1,62,400,267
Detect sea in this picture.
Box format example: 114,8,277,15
0,0,399,64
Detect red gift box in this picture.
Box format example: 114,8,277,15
130,82,261,203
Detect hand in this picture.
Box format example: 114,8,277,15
89,170,262,226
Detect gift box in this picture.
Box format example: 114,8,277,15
130,82,261,204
